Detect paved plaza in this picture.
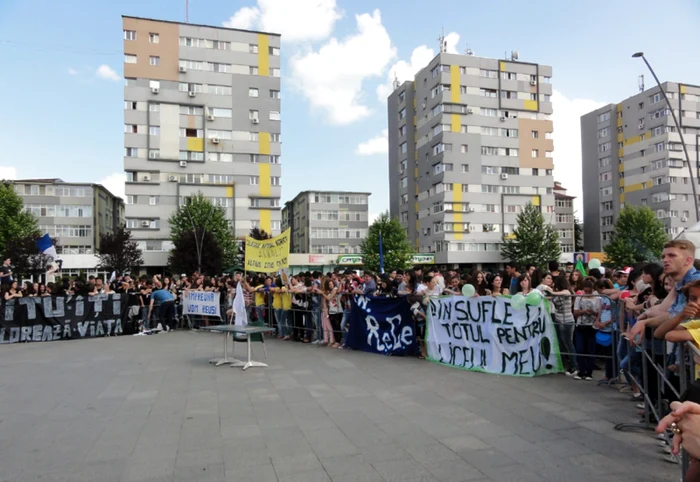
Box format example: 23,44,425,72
0,332,678,482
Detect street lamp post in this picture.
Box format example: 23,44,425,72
632,52,700,222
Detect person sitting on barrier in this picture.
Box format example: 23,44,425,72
573,279,600,380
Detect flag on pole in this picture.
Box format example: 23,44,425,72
36,234,57,261
379,231,385,275
233,281,248,326
575,260,587,277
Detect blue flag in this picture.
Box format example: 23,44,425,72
379,231,384,275
346,295,418,356
36,234,57,261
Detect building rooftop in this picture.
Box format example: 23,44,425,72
122,15,281,37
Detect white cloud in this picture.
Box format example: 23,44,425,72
376,31,458,102
223,0,342,43
0,167,17,180
550,89,608,220
290,9,396,125
95,65,120,81
356,129,388,156
98,172,126,200
443,32,460,54
68,68,78,76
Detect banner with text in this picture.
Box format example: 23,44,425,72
183,290,221,317
245,229,291,272
346,295,418,356
427,296,562,376
0,294,131,344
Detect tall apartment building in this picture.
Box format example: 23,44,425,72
388,51,554,268
581,82,700,251
14,178,125,273
122,16,282,268
281,191,370,254
553,182,575,253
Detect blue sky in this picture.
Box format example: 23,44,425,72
1,0,700,221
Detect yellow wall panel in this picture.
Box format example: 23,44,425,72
499,61,506,71
259,163,271,196
257,34,269,77
225,186,234,197
617,133,623,143
414,167,418,178
259,132,271,155
618,163,624,173
618,148,624,157
187,138,203,152
450,65,460,103
451,114,460,133
616,104,622,112
531,196,540,207
524,100,538,111
453,183,463,240
260,210,271,233
620,193,625,203
681,85,687,94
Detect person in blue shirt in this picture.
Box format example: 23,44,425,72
147,281,176,332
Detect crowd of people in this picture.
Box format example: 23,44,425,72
6,240,700,472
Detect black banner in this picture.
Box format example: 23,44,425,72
0,294,132,344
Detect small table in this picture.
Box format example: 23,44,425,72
201,325,274,370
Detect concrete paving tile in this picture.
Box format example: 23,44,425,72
372,459,433,482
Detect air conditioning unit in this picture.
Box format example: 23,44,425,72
142,175,150,182
682,217,689,222
499,116,506,122
211,137,220,144
530,80,537,86
188,91,196,97
466,108,473,114
179,160,187,167
151,87,159,94
500,173,508,180
511,114,517,119
168,175,177,182
207,115,215,121
252,118,259,124
468,207,475,213
638,123,644,129
141,221,150,227
179,66,187,73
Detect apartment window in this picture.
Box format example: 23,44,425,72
124,30,136,40
481,127,498,136
149,33,159,43
503,186,520,194
599,172,612,182
249,44,259,53
271,177,280,186
481,146,498,156
598,127,609,138
482,166,499,175
599,156,611,168
248,110,260,122
461,165,469,173
126,195,137,205
269,111,280,121
655,142,665,152
460,145,468,153
399,125,407,137
502,128,518,138
480,69,498,78
480,88,497,98
398,108,406,120
270,90,281,99
249,88,259,97
148,150,160,159
208,153,232,162
599,142,611,153
149,56,160,66
250,176,259,185
149,126,160,136
148,196,159,206
268,46,280,56
270,155,281,164
651,93,662,104
597,111,611,122
249,66,259,75
211,108,232,118
482,185,499,193
481,108,498,117
180,128,203,138
500,90,517,99
532,168,539,176
149,103,160,112
531,131,538,139
125,147,138,157
124,54,137,64
531,149,538,158
124,124,138,134
271,68,281,77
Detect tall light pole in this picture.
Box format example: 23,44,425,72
632,52,700,222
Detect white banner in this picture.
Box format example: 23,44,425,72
426,296,562,377
183,291,221,317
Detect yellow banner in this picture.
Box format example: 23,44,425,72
244,229,290,272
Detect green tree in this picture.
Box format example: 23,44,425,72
501,202,561,269
574,215,584,252
96,226,143,274
169,231,223,275
168,193,237,274
360,212,413,273
604,205,667,267
0,181,40,256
